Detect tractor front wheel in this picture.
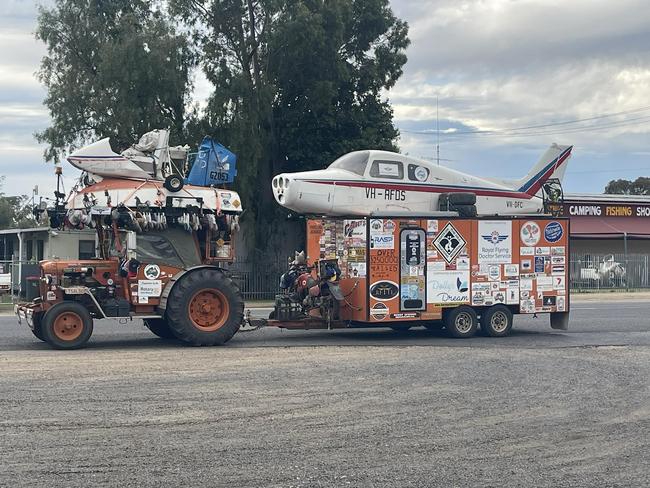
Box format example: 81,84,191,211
41,301,94,349
165,269,244,346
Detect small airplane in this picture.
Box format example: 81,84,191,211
271,144,572,216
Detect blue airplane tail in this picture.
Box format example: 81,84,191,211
186,137,237,186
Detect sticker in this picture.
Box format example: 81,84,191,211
427,220,439,233
370,219,384,234
521,260,532,272
138,280,162,297
371,234,394,249
542,296,557,306
433,223,467,263
506,288,519,304
520,291,530,299
456,256,470,270
384,220,396,232
544,221,563,243
107,278,114,285
520,247,535,256
520,221,541,246
390,312,420,319
413,166,429,182
535,247,550,256
535,256,545,273
557,296,566,312
553,276,566,290
349,262,366,277
537,276,553,290
46,291,56,301
551,246,566,256
552,265,565,275
504,264,519,277
478,221,513,264
144,264,161,280
472,283,490,292
520,299,535,313
491,282,500,291
472,292,485,305
488,265,501,281
493,292,505,304
344,220,366,238
551,256,566,265
138,296,149,304
520,278,533,291
427,261,446,271
427,270,470,305
370,302,389,320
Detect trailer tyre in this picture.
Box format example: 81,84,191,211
166,268,244,346
144,318,176,339
444,306,478,338
480,305,513,337
41,301,94,349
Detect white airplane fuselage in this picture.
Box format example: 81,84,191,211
272,146,572,216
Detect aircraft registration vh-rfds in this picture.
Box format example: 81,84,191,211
272,144,572,216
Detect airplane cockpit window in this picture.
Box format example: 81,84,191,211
369,160,404,179
328,151,369,176
408,164,429,182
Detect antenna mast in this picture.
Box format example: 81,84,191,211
436,96,440,166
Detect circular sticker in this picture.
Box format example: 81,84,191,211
370,281,399,301
144,264,161,280
544,221,563,243
520,221,541,246
370,302,389,320
414,166,429,182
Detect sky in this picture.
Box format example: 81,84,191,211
1,0,650,199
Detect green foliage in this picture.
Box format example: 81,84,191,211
0,178,37,230
36,0,197,161
605,177,650,195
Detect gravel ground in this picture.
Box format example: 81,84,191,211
0,302,649,487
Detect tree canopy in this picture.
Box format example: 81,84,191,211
36,0,409,253
0,178,37,230
605,177,650,195
36,0,197,161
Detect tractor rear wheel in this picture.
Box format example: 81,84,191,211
41,301,94,349
165,268,244,346
144,318,176,339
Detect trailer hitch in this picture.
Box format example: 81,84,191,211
239,310,267,332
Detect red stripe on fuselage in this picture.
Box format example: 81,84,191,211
300,179,535,199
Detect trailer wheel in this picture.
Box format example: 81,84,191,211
166,268,244,346
444,306,478,338
41,301,94,349
144,318,176,339
480,305,513,337
31,313,46,342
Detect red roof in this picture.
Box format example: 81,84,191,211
570,216,650,239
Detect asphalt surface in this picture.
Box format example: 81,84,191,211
1,301,649,487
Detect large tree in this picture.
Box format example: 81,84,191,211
605,177,650,195
36,0,197,161
173,0,409,252
0,178,36,230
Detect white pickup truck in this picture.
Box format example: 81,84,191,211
0,273,10,295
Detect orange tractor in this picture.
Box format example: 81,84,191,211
16,170,245,349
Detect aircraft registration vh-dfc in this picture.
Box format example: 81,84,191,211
272,144,572,216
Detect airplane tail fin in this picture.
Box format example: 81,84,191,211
514,144,572,197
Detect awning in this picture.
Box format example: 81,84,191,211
570,216,650,239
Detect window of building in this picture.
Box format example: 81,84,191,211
369,160,404,179
36,240,44,261
26,240,33,260
78,240,96,260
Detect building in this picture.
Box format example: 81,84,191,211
0,227,97,294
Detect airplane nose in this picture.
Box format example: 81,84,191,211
272,174,294,206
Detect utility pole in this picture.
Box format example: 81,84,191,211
436,96,440,166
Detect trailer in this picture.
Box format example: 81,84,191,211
255,215,570,336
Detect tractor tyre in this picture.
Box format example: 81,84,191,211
144,318,176,339
41,301,94,349
31,312,46,342
164,174,184,192
480,305,513,337
165,268,244,346
444,306,478,338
